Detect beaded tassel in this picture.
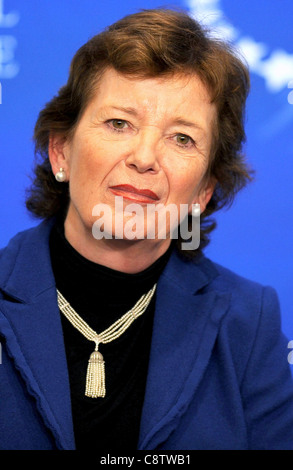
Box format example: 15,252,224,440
85,349,105,398
57,284,156,399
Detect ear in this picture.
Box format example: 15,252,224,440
48,133,70,181
192,176,216,214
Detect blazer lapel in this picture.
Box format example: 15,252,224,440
0,221,230,450
0,220,75,450
138,252,231,450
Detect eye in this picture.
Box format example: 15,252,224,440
175,133,194,147
109,119,129,131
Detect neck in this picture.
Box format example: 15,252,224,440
64,216,172,274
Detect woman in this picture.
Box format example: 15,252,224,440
1,8,293,451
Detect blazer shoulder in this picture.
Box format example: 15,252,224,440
0,220,55,302
207,258,272,297
200,257,281,331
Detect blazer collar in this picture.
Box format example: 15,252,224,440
0,219,218,303
0,219,75,449
138,249,231,449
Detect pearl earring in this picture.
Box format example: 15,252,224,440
191,203,200,217
55,168,66,182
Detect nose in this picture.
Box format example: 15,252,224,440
125,128,161,173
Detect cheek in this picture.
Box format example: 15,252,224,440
69,140,108,183
168,161,206,201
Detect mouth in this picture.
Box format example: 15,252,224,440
109,184,159,204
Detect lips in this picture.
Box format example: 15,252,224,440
109,184,159,203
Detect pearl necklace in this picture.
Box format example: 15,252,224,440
57,284,157,398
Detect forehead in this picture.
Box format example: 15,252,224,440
85,68,216,130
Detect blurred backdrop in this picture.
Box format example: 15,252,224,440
0,0,293,340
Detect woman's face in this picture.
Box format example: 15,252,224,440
50,68,216,250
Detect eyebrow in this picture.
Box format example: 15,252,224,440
101,105,139,117
101,106,206,134
171,118,205,133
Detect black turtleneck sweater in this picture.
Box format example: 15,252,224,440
49,219,172,451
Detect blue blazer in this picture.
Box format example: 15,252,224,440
1,219,293,450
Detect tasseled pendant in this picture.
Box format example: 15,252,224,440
57,285,156,399
85,350,106,398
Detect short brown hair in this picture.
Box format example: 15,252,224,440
26,8,252,257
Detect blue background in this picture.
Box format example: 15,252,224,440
0,0,293,340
